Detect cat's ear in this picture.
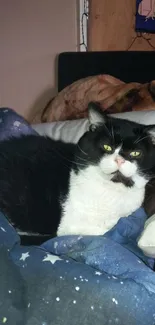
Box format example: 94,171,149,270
88,102,106,131
145,125,155,144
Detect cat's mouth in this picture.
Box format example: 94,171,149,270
111,171,134,187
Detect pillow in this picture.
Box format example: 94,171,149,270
32,118,89,143
32,110,155,143
138,214,155,258
31,74,155,124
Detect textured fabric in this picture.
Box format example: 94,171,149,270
0,108,37,141
34,75,155,123
32,51,155,124
0,245,26,325
1,207,155,325
1,108,155,324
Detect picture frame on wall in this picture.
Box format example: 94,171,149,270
136,0,155,32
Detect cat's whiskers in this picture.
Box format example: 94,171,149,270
145,182,155,188
134,134,142,144
134,135,150,144
104,123,112,138
141,165,155,172
75,155,88,163
51,147,87,168
77,144,88,156
110,118,115,144
62,156,87,167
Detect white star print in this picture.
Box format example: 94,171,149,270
42,253,62,264
13,121,21,127
95,271,102,275
56,297,60,302
75,286,80,291
112,298,118,305
2,317,7,323
20,252,30,261
1,227,6,232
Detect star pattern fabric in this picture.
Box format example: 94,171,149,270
0,107,37,141
20,252,30,261
0,108,155,325
42,253,62,264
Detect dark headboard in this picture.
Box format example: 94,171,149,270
58,51,155,91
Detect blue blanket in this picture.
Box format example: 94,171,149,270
0,108,155,325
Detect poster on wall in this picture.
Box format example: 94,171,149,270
136,0,155,32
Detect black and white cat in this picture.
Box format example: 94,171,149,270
0,103,155,244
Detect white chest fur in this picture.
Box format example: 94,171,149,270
57,166,145,236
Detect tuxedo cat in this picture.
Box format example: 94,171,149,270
0,103,155,244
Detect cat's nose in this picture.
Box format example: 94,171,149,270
115,156,125,167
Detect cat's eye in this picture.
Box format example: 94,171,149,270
103,144,112,152
130,151,141,158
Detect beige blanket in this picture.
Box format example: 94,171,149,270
32,74,155,124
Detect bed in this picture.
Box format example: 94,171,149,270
1,51,155,325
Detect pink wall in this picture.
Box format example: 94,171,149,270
0,0,77,119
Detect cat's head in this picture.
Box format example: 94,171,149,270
76,102,155,188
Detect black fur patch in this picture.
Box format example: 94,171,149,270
111,171,134,187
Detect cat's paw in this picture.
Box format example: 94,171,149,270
138,214,155,257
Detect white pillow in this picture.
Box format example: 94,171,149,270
138,215,155,258
32,110,155,143
32,118,89,143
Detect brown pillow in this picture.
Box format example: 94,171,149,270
32,75,155,123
